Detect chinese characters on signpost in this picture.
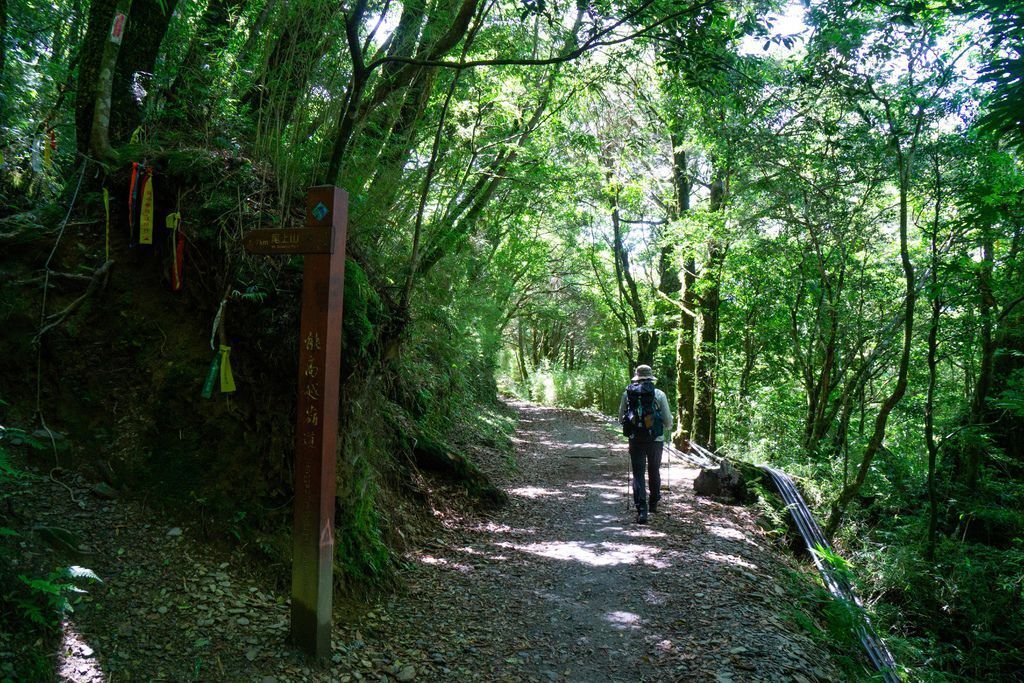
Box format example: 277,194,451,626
243,186,348,658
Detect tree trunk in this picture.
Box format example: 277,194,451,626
663,139,696,448
738,308,757,399
803,302,839,453
244,1,336,132
361,69,441,213
76,0,117,154
363,7,589,361
531,326,540,368
675,276,695,445
961,225,995,488
691,271,719,448
345,0,437,192
78,0,179,157
395,4,583,284
325,0,479,183
799,211,850,456
109,0,180,142
517,321,529,382
925,168,942,561
609,181,655,366
87,0,132,160
671,139,695,447
692,175,726,450
240,0,277,57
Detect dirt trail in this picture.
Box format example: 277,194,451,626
18,401,843,682
370,401,843,682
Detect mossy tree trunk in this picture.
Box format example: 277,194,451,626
670,135,695,446
86,0,130,160
109,0,179,142
76,0,116,154
692,173,725,450
325,0,480,184
77,0,178,158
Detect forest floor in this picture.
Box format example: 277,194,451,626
12,400,848,682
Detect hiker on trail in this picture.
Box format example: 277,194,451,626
619,364,672,525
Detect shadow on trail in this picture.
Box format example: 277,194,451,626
384,402,840,682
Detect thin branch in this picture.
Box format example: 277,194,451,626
620,217,667,226
998,293,1024,323
366,0,712,73
656,288,698,317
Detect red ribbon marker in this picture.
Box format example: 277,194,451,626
128,162,140,238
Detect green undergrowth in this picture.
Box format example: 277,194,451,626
472,402,518,465
335,451,391,592
0,437,102,683
773,564,891,681
497,357,625,416
750,477,792,542
841,505,1024,681
330,396,516,595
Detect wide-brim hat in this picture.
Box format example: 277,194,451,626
631,365,656,382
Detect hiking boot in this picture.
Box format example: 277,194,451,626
649,501,658,514
636,508,648,524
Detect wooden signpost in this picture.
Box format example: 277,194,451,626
243,186,348,658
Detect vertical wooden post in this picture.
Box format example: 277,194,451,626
241,186,348,657
290,186,347,657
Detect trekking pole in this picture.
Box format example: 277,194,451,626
666,445,671,492
658,443,669,493
627,457,632,510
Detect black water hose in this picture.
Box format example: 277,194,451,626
759,466,899,683
617,424,899,679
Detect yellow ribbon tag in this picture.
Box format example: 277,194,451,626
43,140,52,169
139,171,154,244
219,345,236,393
103,188,111,262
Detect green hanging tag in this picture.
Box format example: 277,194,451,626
201,353,222,399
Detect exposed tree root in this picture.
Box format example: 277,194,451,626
35,259,114,340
